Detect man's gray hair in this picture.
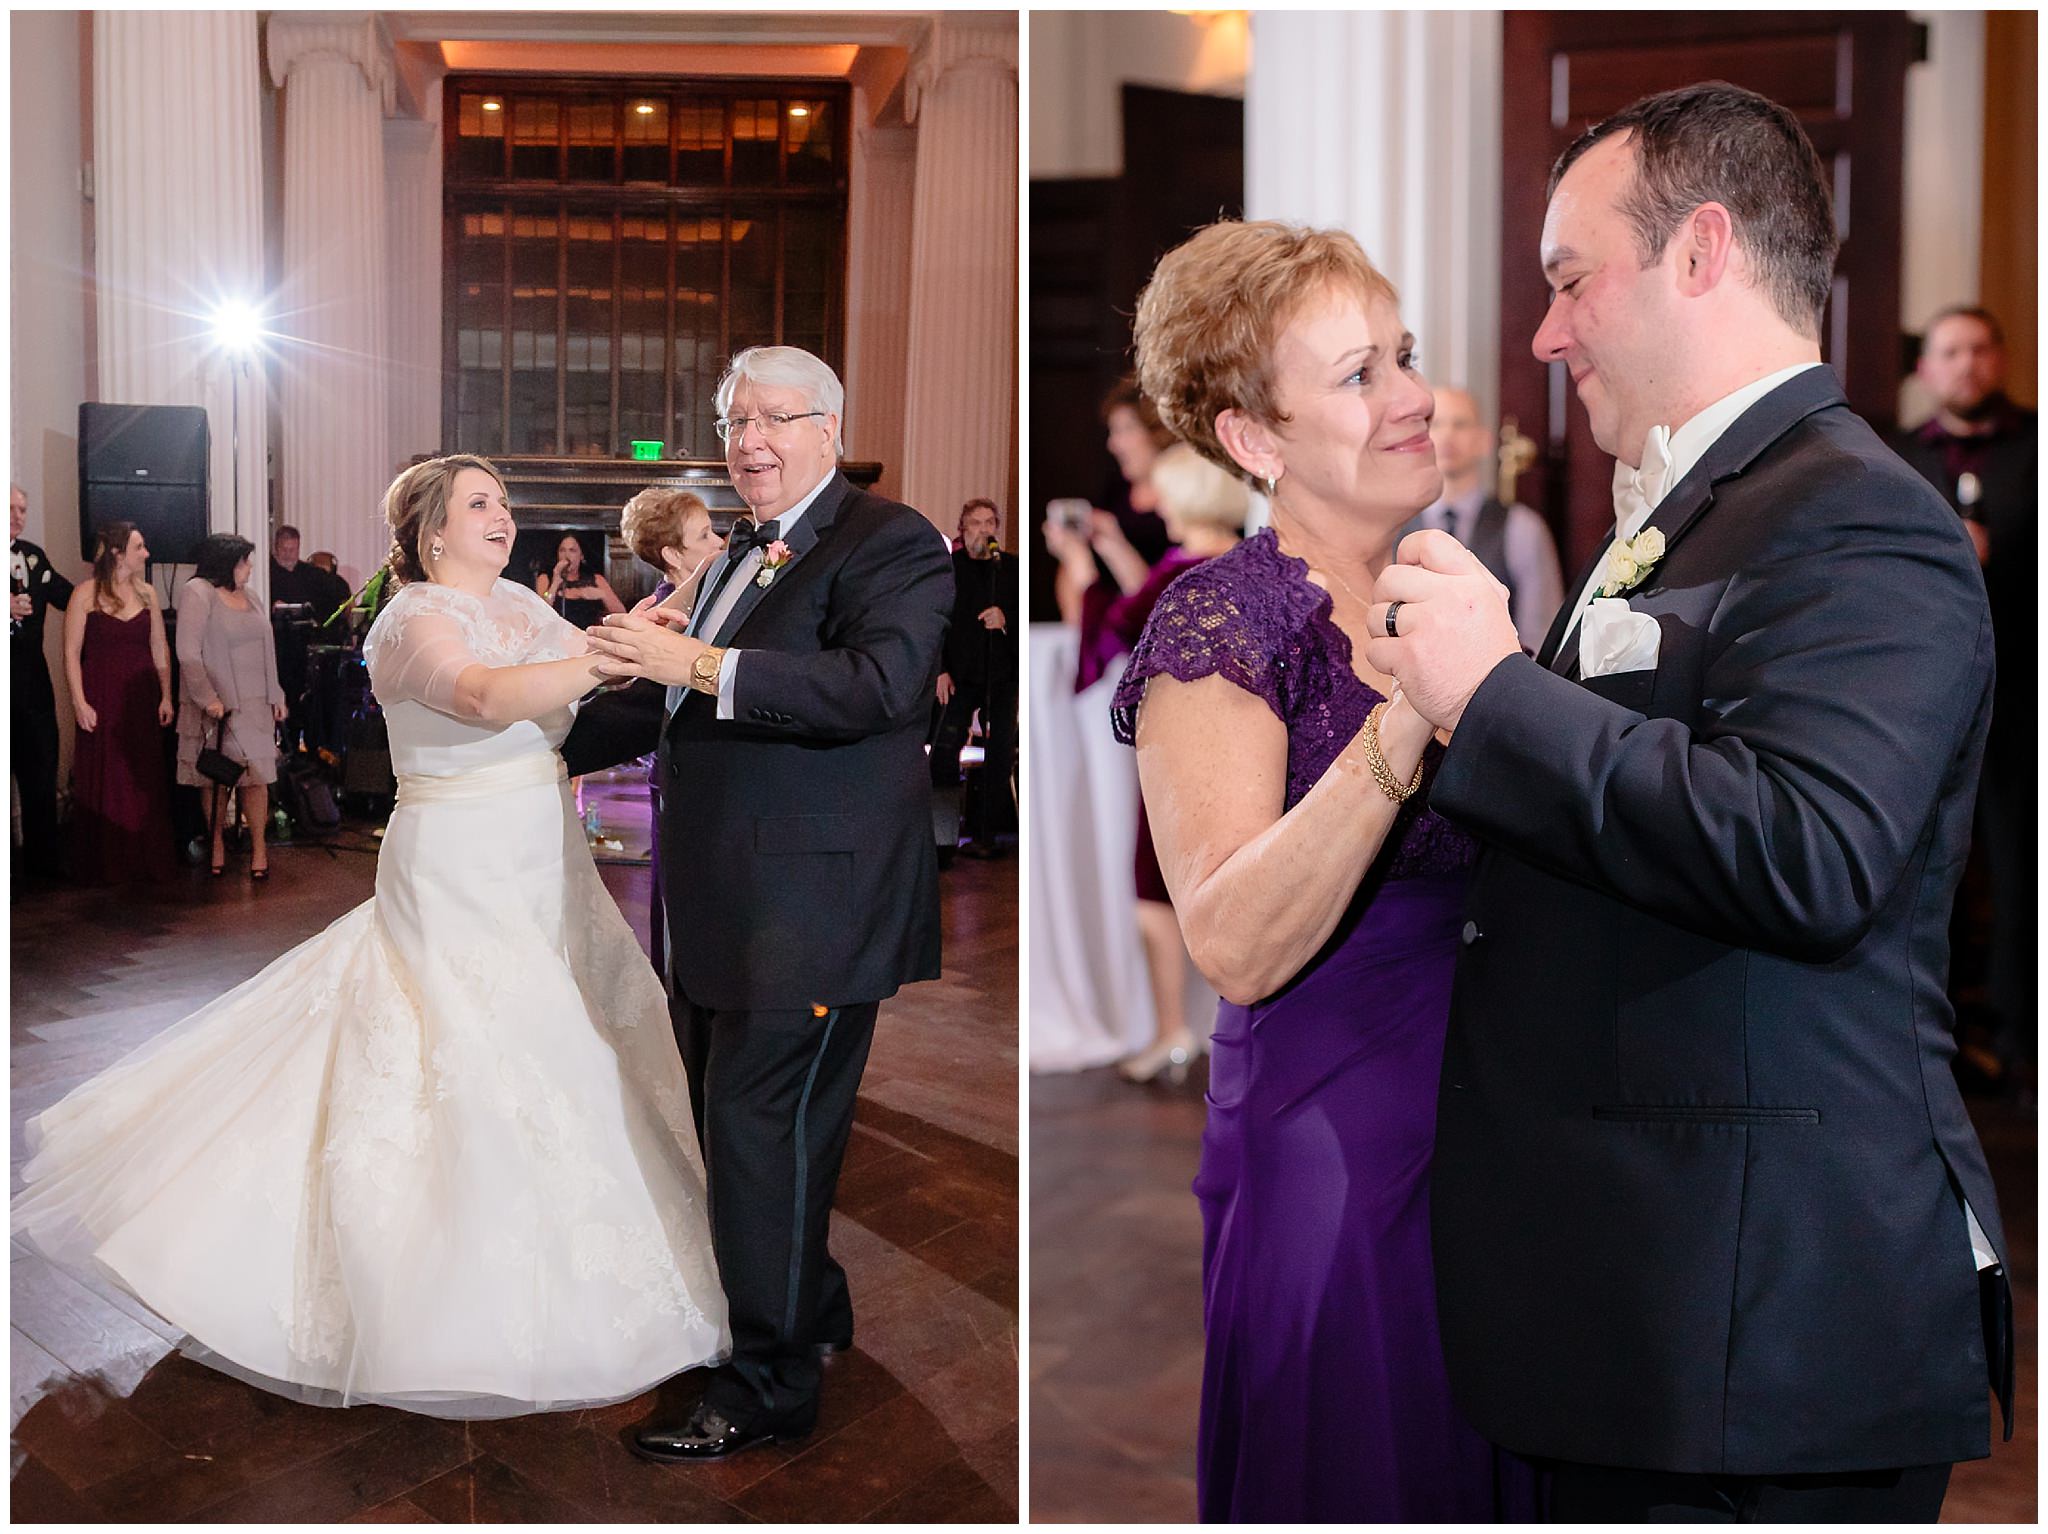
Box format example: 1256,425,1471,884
715,346,845,455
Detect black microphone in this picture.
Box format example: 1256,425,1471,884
984,538,1001,561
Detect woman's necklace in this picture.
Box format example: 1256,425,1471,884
1275,526,1373,612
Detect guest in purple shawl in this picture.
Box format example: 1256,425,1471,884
1049,443,1248,1084
617,486,727,975
1113,219,1542,1522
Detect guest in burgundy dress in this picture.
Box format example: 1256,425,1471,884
61,521,175,884
617,487,725,974
1114,220,1540,1521
1048,444,1249,1084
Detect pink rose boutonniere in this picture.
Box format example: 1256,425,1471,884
755,539,793,588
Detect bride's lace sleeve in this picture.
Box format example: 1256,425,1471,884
501,579,591,663
364,588,488,714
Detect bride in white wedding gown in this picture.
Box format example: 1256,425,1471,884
13,455,729,1417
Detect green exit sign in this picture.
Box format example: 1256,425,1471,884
630,440,664,461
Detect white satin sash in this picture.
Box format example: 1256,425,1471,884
395,752,567,805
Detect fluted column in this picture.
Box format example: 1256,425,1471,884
900,16,1018,536
269,13,394,583
843,115,917,498
1247,11,1503,425
385,80,444,471
93,11,267,573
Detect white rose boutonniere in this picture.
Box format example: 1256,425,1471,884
1597,526,1667,599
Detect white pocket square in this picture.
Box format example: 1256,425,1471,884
1579,597,1661,679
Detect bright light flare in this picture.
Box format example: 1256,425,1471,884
212,301,265,355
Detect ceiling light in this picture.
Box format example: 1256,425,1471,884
481,100,502,112
635,102,656,116
789,105,810,118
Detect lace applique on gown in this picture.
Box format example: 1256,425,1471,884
14,577,729,1417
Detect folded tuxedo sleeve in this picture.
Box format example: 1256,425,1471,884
730,512,954,742
559,677,666,777
1433,504,1990,963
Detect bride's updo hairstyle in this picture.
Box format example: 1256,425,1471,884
1133,221,1398,484
380,453,508,584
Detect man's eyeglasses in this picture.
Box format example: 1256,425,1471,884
714,411,826,444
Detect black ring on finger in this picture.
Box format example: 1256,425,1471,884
1384,600,1404,639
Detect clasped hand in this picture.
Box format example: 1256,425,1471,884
585,607,707,687
1363,529,1522,733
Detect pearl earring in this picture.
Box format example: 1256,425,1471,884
430,540,444,559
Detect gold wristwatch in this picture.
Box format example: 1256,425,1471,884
689,644,727,696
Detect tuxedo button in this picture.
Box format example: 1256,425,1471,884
1461,920,1481,946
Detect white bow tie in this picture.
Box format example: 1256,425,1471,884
1611,423,1674,537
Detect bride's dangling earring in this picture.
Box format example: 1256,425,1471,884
430,539,445,561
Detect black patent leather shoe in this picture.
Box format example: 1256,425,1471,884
815,1337,853,1358
630,1401,812,1463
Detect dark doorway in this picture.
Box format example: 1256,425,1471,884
1027,84,1243,621
1498,13,1925,571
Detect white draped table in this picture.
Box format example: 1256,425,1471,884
1027,624,1215,1074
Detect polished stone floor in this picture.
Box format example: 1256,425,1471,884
11,808,1017,1522
1029,1063,2036,1524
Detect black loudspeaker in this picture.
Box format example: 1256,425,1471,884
79,403,211,563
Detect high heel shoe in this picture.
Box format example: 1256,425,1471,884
1118,1032,1198,1086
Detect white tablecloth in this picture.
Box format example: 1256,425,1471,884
1027,623,1215,1073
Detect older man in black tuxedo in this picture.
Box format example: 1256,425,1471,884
1370,85,2009,1521
567,346,951,1462
12,483,75,886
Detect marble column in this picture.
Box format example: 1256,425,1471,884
900,17,1018,536
93,11,267,574
1247,11,1504,425
268,13,395,583
385,80,444,470
843,112,917,499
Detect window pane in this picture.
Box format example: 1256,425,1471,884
508,206,560,452
783,204,835,345
563,212,614,455
785,99,835,185
510,97,560,180
566,98,616,182
732,98,779,185
619,210,669,450
455,206,506,451
675,97,724,186
727,204,777,355
455,93,506,179
672,211,725,456
623,97,668,182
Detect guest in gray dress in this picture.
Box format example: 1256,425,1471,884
176,534,285,879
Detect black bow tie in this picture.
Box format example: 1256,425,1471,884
728,520,782,555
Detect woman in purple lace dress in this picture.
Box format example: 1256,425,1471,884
1113,220,1540,1521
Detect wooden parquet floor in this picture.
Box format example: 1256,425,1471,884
1029,1064,2036,1524
10,818,1018,1522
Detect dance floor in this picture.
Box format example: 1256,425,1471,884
10,808,1018,1522
1029,1064,2037,1524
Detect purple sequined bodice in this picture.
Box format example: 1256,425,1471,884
1111,529,1474,881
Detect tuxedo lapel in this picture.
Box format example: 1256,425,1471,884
1545,367,1849,681
1540,533,1613,673
710,471,854,648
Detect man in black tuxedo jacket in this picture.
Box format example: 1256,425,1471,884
568,347,952,1461
12,483,76,886
1369,84,2010,1521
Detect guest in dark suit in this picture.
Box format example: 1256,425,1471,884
1371,83,2010,1521
11,483,75,885
932,496,1018,853
568,345,952,1462
1893,306,2036,1097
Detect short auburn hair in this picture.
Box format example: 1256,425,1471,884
1134,221,1398,482
618,486,712,569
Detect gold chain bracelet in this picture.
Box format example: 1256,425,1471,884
1361,700,1425,803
